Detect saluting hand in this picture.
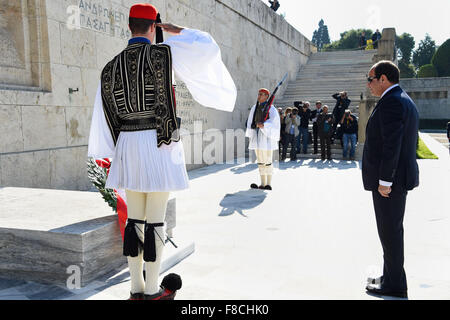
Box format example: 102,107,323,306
156,23,184,35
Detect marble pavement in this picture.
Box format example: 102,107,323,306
0,132,448,300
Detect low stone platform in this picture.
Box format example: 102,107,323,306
0,188,193,287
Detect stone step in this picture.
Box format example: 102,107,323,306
278,49,376,116
297,69,372,74
283,89,366,94
298,64,373,68
0,188,194,286
293,77,368,82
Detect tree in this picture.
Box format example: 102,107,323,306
323,29,373,51
413,34,437,70
396,33,416,78
396,33,415,64
312,19,331,51
398,60,416,78
431,38,450,77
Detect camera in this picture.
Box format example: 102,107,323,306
294,101,303,108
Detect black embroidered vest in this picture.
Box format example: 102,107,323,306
251,101,270,129
100,42,179,147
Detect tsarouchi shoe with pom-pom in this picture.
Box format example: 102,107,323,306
144,273,182,300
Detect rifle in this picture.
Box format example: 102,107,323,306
251,73,288,128
265,72,288,120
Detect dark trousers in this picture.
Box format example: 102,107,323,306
319,134,331,159
282,134,296,159
313,123,319,153
298,127,309,154
279,132,285,156
372,189,408,292
313,122,319,153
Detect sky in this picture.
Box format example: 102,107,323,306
268,0,450,48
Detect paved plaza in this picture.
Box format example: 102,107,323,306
0,132,448,300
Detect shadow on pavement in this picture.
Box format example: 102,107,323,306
218,189,268,218
278,159,359,170
230,163,258,175
365,291,409,301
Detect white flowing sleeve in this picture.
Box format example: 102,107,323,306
163,28,237,112
87,83,115,158
245,105,256,138
261,106,281,142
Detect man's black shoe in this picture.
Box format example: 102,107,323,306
258,185,265,190
366,284,408,299
250,183,259,189
264,185,272,191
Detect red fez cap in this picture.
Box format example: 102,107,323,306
129,3,158,20
259,88,270,95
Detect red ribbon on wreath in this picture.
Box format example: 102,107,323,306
96,158,128,241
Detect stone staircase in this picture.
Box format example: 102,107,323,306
276,49,377,115
273,49,377,160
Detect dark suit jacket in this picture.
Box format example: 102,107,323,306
310,108,322,123
317,113,334,138
362,86,419,191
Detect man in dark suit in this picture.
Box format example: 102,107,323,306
310,101,323,154
363,60,419,299
331,91,351,145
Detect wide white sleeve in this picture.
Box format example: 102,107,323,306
260,106,281,142
163,28,237,112
245,105,256,138
87,83,115,158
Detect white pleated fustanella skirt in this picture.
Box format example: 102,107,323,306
105,129,190,192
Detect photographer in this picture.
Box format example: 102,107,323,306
310,101,323,154
282,107,300,161
317,105,334,161
298,101,311,154
340,110,358,160
332,91,351,145
278,107,286,155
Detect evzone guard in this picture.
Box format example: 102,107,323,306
246,88,281,190
88,3,236,300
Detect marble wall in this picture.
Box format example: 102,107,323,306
0,0,312,190
400,77,450,120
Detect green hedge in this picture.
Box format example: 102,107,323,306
416,137,438,159
417,64,438,78
431,39,450,77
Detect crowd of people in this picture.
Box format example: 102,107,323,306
360,29,382,49
278,92,358,161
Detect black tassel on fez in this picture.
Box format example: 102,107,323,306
156,13,163,44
